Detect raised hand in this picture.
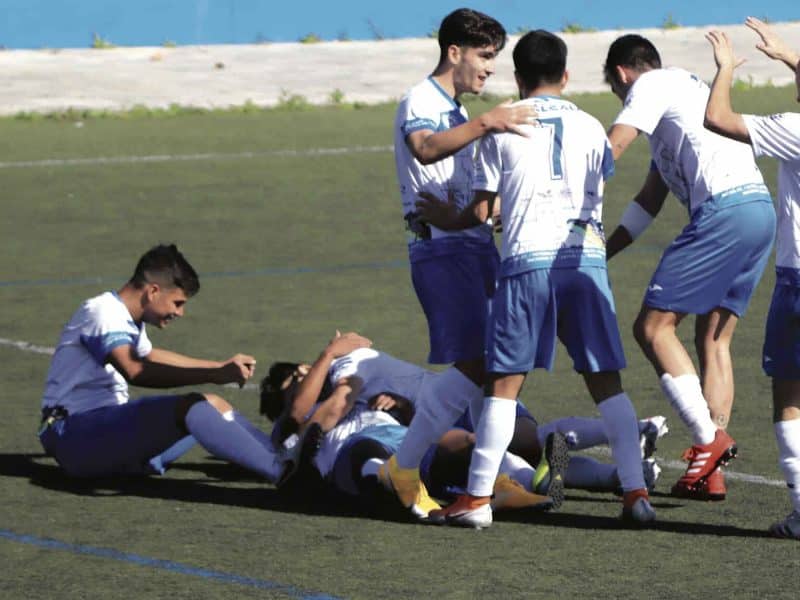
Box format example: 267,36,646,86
705,30,745,71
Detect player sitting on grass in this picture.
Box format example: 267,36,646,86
704,18,800,539
39,244,284,481
260,339,667,516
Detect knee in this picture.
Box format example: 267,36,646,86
203,393,233,414
632,314,653,350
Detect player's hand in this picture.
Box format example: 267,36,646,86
325,330,372,358
415,190,459,229
368,393,397,412
706,30,745,71
481,100,537,136
217,354,257,387
745,16,794,63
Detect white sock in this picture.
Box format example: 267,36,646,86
360,458,384,478
775,419,800,512
395,367,478,469
597,393,646,492
498,451,535,490
467,397,518,497
537,417,608,450
563,455,619,490
660,373,716,445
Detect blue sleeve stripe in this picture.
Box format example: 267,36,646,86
80,331,135,364
402,118,437,136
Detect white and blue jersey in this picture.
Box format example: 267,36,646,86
394,76,494,261
476,95,625,374
475,95,614,276
42,291,152,415
743,112,800,376
614,67,769,215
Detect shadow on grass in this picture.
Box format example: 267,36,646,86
0,452,414,523
0,452,773,538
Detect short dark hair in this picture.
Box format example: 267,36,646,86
603,34,661,86
260,362,300,421
513,30,567,91
438,8,506,64
129,244,200,297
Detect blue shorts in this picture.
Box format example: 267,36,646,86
763,268,800,379
644,195,775,317
39,395,186,477
330,424,407,496
411,240,499,364
486,267,626,374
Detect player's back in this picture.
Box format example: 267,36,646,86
617,68,765,214
476,96,613,274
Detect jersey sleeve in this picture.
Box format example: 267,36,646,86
743,113,800,161
474,133,502,192
399,92,439,137
78,297,146,364
136,324,153,358
613,74,671,135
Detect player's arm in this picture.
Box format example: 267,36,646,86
606,169,669,260
406,101,535,164
414,189,495,230
288,331,372,426
146,348,226,369
746,16,800,73
703,30,750,143
607,123,640,161
306,377,363,433
108,345,255,388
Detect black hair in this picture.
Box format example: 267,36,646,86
129,244,200,297
513,30,567,92
259,361,334,421
603,34,661,86
438,8,506,64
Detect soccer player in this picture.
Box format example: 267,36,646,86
418,30,654,528
703,18,800,538
603,33,776,501
386,7,536,519
38,244,284,481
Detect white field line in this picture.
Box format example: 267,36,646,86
586,446,785,488
0,336,259,391
0,145,393,169
1,334,789,486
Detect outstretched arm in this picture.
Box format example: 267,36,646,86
406,101,535,165
607,123,640,161
109,345,256,388
606,169,669,260
704,30,750,143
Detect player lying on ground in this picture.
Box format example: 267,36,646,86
259,340,667,517
415,30,655,528
39,244,284,481
603,31,776,502
704,17,800,539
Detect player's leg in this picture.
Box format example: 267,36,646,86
694,308,739,430
763,277,800,537
180,392,284,482
771,379,800,538
39,395,197,477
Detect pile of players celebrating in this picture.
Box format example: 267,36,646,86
38,9,800,538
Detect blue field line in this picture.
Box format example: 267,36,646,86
0,259,408,289
0,528,341,599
